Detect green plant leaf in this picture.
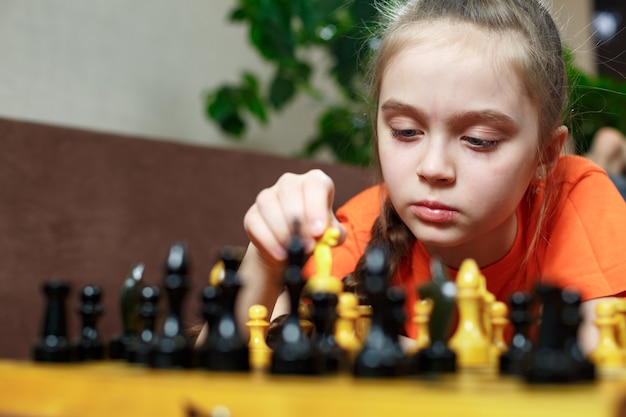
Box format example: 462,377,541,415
205,1,626,166
269,70,296,109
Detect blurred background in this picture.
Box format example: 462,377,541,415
0,0,623,164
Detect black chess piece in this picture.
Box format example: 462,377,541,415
198,246,249,372
33,280,74,362
499,291,535,375
270,233,314,375
353,244,405,378
522,284,596,384
109,263,144,359
150,242,193,369
74,285,105,361
414,258,457,374
560,290,595,381
126,285,160,365
309,289,342,374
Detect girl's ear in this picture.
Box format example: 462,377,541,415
539,125,568,173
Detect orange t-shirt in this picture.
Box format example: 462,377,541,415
303,155,626,339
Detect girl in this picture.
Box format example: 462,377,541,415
233,0,626,354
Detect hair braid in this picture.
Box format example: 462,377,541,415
343,197,416,304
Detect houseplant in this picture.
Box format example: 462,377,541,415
206,0,626,166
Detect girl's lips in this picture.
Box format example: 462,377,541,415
411,201,458,223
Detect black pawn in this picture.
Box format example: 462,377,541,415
522,284,595,384
198,246,249,372
353,245,403,378
386,286,412,375
414,258,457,374
499,291,535,375
109,263,144,359
74,285,105,360
270,233,314,375
309,290,342,374
34,280,74,362
126,285,160,365
151,242,192,368
560,290,595,381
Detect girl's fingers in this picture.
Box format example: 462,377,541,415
244,169,340,261
302,169,336,238
243,203,288,262
274,172,309,236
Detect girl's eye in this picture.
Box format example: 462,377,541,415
390,129,421,140
462,136,501,150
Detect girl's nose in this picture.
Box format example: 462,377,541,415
415,139,455,185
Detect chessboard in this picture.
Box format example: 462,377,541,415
0,359,624,417
9,236,626,417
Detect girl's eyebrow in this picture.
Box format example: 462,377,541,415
380,100,426,119
448,110,519,133
380,99,519,133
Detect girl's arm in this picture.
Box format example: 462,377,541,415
194,170,345,346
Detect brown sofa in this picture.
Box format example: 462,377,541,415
0,117,374,360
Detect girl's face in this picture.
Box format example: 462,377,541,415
377,22,541,269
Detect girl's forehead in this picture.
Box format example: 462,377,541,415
382,19,530,88
377,19,538,132
392,19,523,56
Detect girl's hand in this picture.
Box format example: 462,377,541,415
243,169,346,268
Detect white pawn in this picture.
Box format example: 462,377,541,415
407,298,433,355
613,298,626,351
246,304,272,371
589,299,626,376
335,292,362,358
489,301,509,368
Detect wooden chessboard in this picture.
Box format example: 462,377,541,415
0,359,625,417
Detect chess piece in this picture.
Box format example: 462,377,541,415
199,246,249,372
478,274,495,343
523,284,595,384
353,244,406,378
306,226,344,374
614,298,626,351
109,263,144,359
448,258,491,369
298,303,314,337
406,298,433,355
309,289,343,374
246,304,272,371
151,242,193,369
355,305,372,343
74,285,105,361
126,285,160,365
414,258,457,373
589,299,626,375
208,246,243,287
34,280,74,362
312,227,341,279
335,292,362,358
209,260,225,287
499,291,534,375
489,300,508,368
270,232,314,375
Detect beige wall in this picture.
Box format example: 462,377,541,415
0,0,595,159
551,0,596,74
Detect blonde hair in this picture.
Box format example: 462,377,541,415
345,0,567,296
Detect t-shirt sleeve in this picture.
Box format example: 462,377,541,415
541,161,626,300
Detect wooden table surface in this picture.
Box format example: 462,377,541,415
0,359,625,417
